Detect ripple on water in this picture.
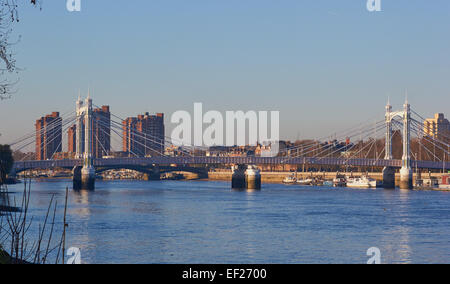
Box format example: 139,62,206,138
4,180,450,264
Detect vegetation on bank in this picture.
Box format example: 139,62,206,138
0,245,33,264
0,246,11,264
1,181,70,264
1,0,39,99
1,1,62,264
0,251,9,264
0,145,14,185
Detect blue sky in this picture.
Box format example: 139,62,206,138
0,0,449,145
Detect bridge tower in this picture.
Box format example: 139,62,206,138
399,98,413,189
385,99,393,160
73,91,96,190
382,99,395,188
382,97,413,189
80,92,96,190
75,94,84,159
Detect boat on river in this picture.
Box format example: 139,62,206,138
297,178,313,185
283,174,297,184
346,175,378,188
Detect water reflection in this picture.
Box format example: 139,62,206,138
71,190,93,219
380,188,412,263
0,191,20,213
73,189,92,205
0,191,7,206
396,189,412,263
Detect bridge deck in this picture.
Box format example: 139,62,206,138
11,156,448,173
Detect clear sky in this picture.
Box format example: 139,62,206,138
0,0,449,145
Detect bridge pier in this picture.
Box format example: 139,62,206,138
198,170,209,180
400,167,413,190
232,165,246,190
246,165,261,191
382,166,395,189
143,166,161,181
143,173,160,181
232,165,261,191
73,166,82,190
73,165,95,190
81,165,96,190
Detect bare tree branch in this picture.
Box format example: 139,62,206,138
0,0,39,100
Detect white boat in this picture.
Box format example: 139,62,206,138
439,184,450,190
283,174,297,184
369,179,380,188
346,175,378,188
297,178,313,185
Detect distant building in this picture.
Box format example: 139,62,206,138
424,113,450,141
68,124,77,154
93,105,111,158
122,112,165,157
165,146,186,157
68,105,111,158
35,112,62,160
255,142,273,157
122,117,139,156
53,152,75,160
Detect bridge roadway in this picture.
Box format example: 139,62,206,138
11,156,447,174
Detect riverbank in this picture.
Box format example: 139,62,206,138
208,171,445,183
12,171,448,190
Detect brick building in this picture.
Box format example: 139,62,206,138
68,124,77,154
93,105,111,158
123,112,164,157
35,112,62,160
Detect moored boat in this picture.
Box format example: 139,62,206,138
282,174,297,184
346,175,378,188
297,178,313,185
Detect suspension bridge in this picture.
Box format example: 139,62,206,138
6,95,450,190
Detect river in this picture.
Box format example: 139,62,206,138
3,179,450,264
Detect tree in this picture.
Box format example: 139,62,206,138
0,0,38,100
0,144,13,183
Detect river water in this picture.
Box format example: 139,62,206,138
3,179,450,264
